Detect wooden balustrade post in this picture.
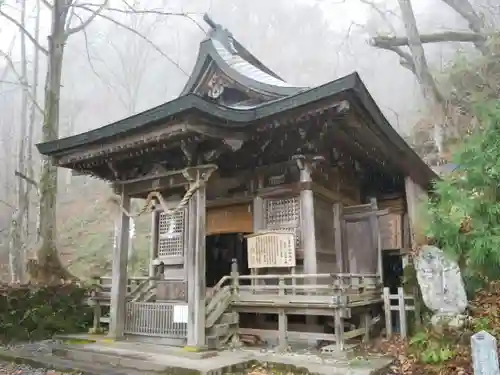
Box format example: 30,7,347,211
93,300,101,333
334,308,344,352
362,310,371,343
277,277,288,351
383,287,393,337
398,287,407,338
230,258,239,295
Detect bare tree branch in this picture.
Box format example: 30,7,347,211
359,0,399,35
0,9,49,55
72,12,108,83
376,44,416,73
40,0,53,8
440,0,489,54
0,80,31,87
73,2,206,33
0,199,15,209
65,0,108,37
78,5,189,75
441,0,485,34
15,171,38,188
0,51,44,114
372,31,486,48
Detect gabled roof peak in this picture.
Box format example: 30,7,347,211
181,14,305,101
203,14,237,54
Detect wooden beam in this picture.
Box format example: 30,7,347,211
113,164,218,197
56,122,249,166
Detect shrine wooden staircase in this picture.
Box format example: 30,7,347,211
89,275,238,349
205,275,238,349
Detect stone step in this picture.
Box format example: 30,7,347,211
52,345,170,373
0,347,151,375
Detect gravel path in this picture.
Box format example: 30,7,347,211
0,361,81,375
0,341,81,375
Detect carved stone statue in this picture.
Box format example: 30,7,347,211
415,245,468,328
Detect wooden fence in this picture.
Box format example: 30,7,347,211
383,287,414,338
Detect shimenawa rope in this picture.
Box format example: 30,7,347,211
109,168,215,218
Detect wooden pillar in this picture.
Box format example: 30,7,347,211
294,155,320,336
109,186,130,339
185,167,215,349
404,176,428,328
252,194,265,324
369,197,383,283
333,202,348,273
149,204,159,278
294,155,318,276
404,176,428,249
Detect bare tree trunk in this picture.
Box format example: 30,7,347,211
35,0,72,282
441,0,489,54
397,0,446,155
10,0,30,283
27,0,42,245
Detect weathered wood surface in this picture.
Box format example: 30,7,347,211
90,269,383,351
382,287,415,338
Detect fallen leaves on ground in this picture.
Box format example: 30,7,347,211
368,281,500,375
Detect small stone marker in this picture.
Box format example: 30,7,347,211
471,330,500,375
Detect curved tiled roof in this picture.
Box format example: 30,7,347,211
181,15,306,100
211,40,296,88
35,14,439,190
36,72,438,189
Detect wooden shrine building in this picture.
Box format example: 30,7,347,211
36,15,437,351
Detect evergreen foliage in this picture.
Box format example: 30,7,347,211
424,101,500,293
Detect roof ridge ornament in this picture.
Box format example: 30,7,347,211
203,13,237,54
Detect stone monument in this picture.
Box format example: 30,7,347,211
471,331,500,375
415,245,468,328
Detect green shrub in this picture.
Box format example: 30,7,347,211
0,283,92,342
409,328,457,364
424,101,500,295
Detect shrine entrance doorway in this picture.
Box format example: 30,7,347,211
205,233,250,288
205,202,253,287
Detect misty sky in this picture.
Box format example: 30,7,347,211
0,0,374,48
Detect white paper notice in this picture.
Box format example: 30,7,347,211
173,304,189,323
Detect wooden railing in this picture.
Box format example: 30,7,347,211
383,287,415,338
89,276,152,332
89,267,384,351
90,276,150,305
232,273,382,307
202,262,383,351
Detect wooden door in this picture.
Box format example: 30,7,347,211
343,200,384,277
206,203,253,235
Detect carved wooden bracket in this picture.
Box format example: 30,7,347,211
181,164,219,188
292,154,325,182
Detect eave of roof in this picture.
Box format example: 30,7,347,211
36,72,438,188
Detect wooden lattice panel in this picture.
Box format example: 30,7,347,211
264,197,301,248
158,209,186,258
247,231,296,268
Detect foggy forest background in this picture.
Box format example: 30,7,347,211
0,0,498,281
